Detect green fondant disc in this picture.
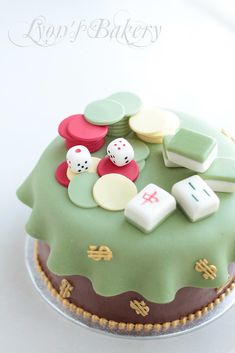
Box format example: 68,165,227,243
108,117,130,128
107,131,130,137
137,160,145,172
108,123,130,132
108,129,131,137
84,99,125,126
107,92,142,116
68,173,99,208
127,138,150,162
108,122,129,129
109,124,130,131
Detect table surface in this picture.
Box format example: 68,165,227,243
1,0,235,352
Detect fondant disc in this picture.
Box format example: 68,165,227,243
66,167,77,181
68,173,99,208
107,92,142,117
129,108,180,135
55,161,70,187
127,138,150,162
88,157,101,174
67,114,108,142
97,157,139,181
136,133,163,144
58,115,77,139
137,159,145,172
84,99,125,126
93,173,137,211
65,138,105,152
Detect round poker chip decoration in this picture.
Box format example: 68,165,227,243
55,161,70,187
68,173,99,209
93,173,138,211
58,114,108,153
106,92,142,137
129,108,180,143
65,137,105,153
67,115,108,142
66,167,77,181
84,99,125,126
107,91,142,117
97,157,139,182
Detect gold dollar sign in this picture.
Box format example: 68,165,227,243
130,300,150,317
59,279,74,298
87,245,113,261
195,259,217,280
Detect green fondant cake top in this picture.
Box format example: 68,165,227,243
167,128,217,163
199,157,235,182
17,112,235,303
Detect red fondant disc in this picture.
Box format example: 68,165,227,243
58,115,78,139
67,115,108,142
97,157,139,181
65,139,99,149
55,161,70,187
65,138,105,152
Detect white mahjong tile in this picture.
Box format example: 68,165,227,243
171,175,220,222
124,183,176,233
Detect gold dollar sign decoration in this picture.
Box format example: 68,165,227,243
87,245,113,261
195,259,217,280
130,300,150,317
59,279,74,298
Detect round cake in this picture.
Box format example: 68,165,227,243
17,92,235,334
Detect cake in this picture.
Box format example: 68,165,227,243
17,92,235,335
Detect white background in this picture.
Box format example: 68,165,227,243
1,0,235,352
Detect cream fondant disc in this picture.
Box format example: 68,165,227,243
66,167,77,181
129,108,180,135
88,157,101,174
136,133,163,144
93,173,137,211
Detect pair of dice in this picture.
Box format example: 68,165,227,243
125,175,220,233
67,138,134,173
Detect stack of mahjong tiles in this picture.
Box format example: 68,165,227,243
84,92,142,138
125,117,235,233
129,107,180,143
163,127,235,192
164,128,218,172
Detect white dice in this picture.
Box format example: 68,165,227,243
171,175,220,222
66,145,92,174
107,138,134,167
124,183,176,233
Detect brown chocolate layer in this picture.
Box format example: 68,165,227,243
37,241,235,324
